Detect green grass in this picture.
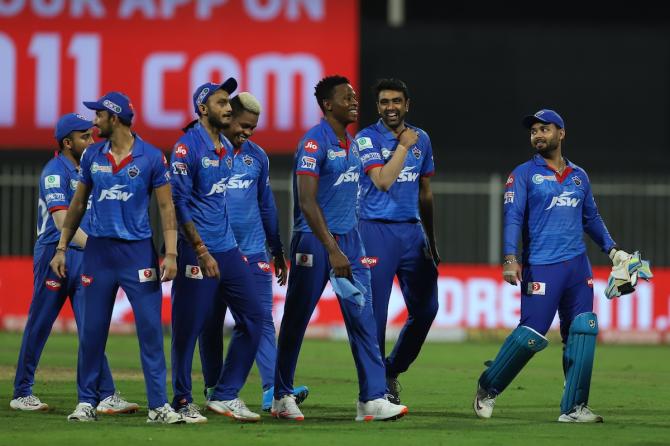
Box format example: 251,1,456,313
0,332,668,445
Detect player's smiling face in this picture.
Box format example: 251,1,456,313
530,122,564,154
377,89,409,129
327,83,358,125
203,89,233,130
227,110,259,149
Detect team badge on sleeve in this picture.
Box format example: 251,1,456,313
44,175,61,189
138,268,157,282
300,156,316,170
304,139,319,153
527,281,546,295
504,191,515,204
172,162,188,175
295,253,313,267
185,265,203,279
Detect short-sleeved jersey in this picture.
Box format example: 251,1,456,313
292,118,361,235
170,123,237,253
79,135,170,240
356,120,435,222
36,154,91,246
226,140,283,257
503,154,616,265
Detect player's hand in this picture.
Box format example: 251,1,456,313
160,253,177,282
609,248,631,267
273,253,288,286
50,251,67,278
502,258,522,285
397,127,419,149
198,252,220,280
329,248,352,279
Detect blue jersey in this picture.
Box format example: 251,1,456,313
356,120,435,222
503,154,615,265
170,123,237,253
226,140,283,257
292,118,361,235
36,154,91,246
79,135,170,240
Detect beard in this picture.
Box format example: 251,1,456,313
97,127,111,139
535,137,559,154
207,113,231,131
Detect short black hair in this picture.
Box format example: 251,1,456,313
57,132,73,151
314,75,350,113
373,78,410,101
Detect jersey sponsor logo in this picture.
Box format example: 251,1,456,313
44,174,61,189
258,261,271,272
127,165,140,179
503,191,515,204
300,156,316,170
227,174,254,189
195,87,210,106
532,173,545,184
45,279,61,291
360,256,378,267
70,179,79,190
334,166,359,186
45,192,66,203
81,274,93,286
356,136,373,150
412,147,422,159
91,162,112,174
243,155,254,166
202,157,220,168
360,152,381,164
304,139,319,153
295,252,313,267
98,184,133,202
546,191,580,210
206,178,229,196
138,268,157,282
327,149,346,160
172,162,188,175
102,99,122,114
572,176,582,186
397,165,419,183
527,281,546,295
505,174,514,188
175,143,188,158
185,265,203,280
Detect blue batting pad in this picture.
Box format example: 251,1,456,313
561,312,598,414
479,325,548,396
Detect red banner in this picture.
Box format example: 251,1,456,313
1,258,669,343
0,0,359,152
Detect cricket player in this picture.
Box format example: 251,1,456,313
197,92,309,412
474,109,631,423
170,80,263,423
50,93,183,424
10,114,137,415
355,78,439,404
272,75,408,422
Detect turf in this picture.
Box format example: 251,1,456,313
0,332,668,446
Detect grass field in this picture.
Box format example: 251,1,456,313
0,332,668,446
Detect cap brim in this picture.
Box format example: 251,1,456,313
522,115,547,128
220,77,238,94
83,101,105,111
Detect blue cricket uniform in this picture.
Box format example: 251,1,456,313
169,123,262,406
274,118,387,402
355,120,439,378
198,139,283,393
13,154,116,400
77,136,171,410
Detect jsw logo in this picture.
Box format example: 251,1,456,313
227,174,254,189
206,178,228,196
334,166,359,186
546,191,580,210
397,166,419,183
98,184,133,202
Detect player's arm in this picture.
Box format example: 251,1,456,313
50,182,91,278
154,183,178,282
502,170,527,285
258,156,287,285
366,129,419,191
419,176,440,265
51,210,88,249
297,174,351,278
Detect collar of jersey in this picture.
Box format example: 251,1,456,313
194,122,230,155
375,118,416,143
532,153,575,169
320,118,352,149
101,133,144,157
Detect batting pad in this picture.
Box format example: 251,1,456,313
479,325,548,396
561,312,598,414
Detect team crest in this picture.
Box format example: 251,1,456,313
572,176,582,186
127,165,140,179
226,157,233,169
412,147,422,159
243,155,253,166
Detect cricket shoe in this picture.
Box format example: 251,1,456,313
385,376,402,404
473,384,496,419
355,398,408,422
263,386,310,412
147,403,185,424
177,402,208,424
96,391,139,414
271,394,305,421
558,404,604,423
206,398,260,422
10,395,48,411
67,403,98,422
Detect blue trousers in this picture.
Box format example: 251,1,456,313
274,229,386,402
198,252,276,392
359,220,438,377
13,242,115,399
171,242,262,405
77,237,167,409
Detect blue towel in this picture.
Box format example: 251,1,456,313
329,271,366,308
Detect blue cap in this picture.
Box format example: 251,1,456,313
522,109,565,129
54,113,94,142
83,92,134,123
193,78,238,115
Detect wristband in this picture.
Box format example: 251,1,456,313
503,258,518,265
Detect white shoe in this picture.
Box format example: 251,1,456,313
67,403,98,422
558,404,604,423
206,398,260,422
355,398,408,421
10,395,48,411
474,384,496,419
96,391,139,414
271,394,305,421
177,403,208,424
147,403,185,424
